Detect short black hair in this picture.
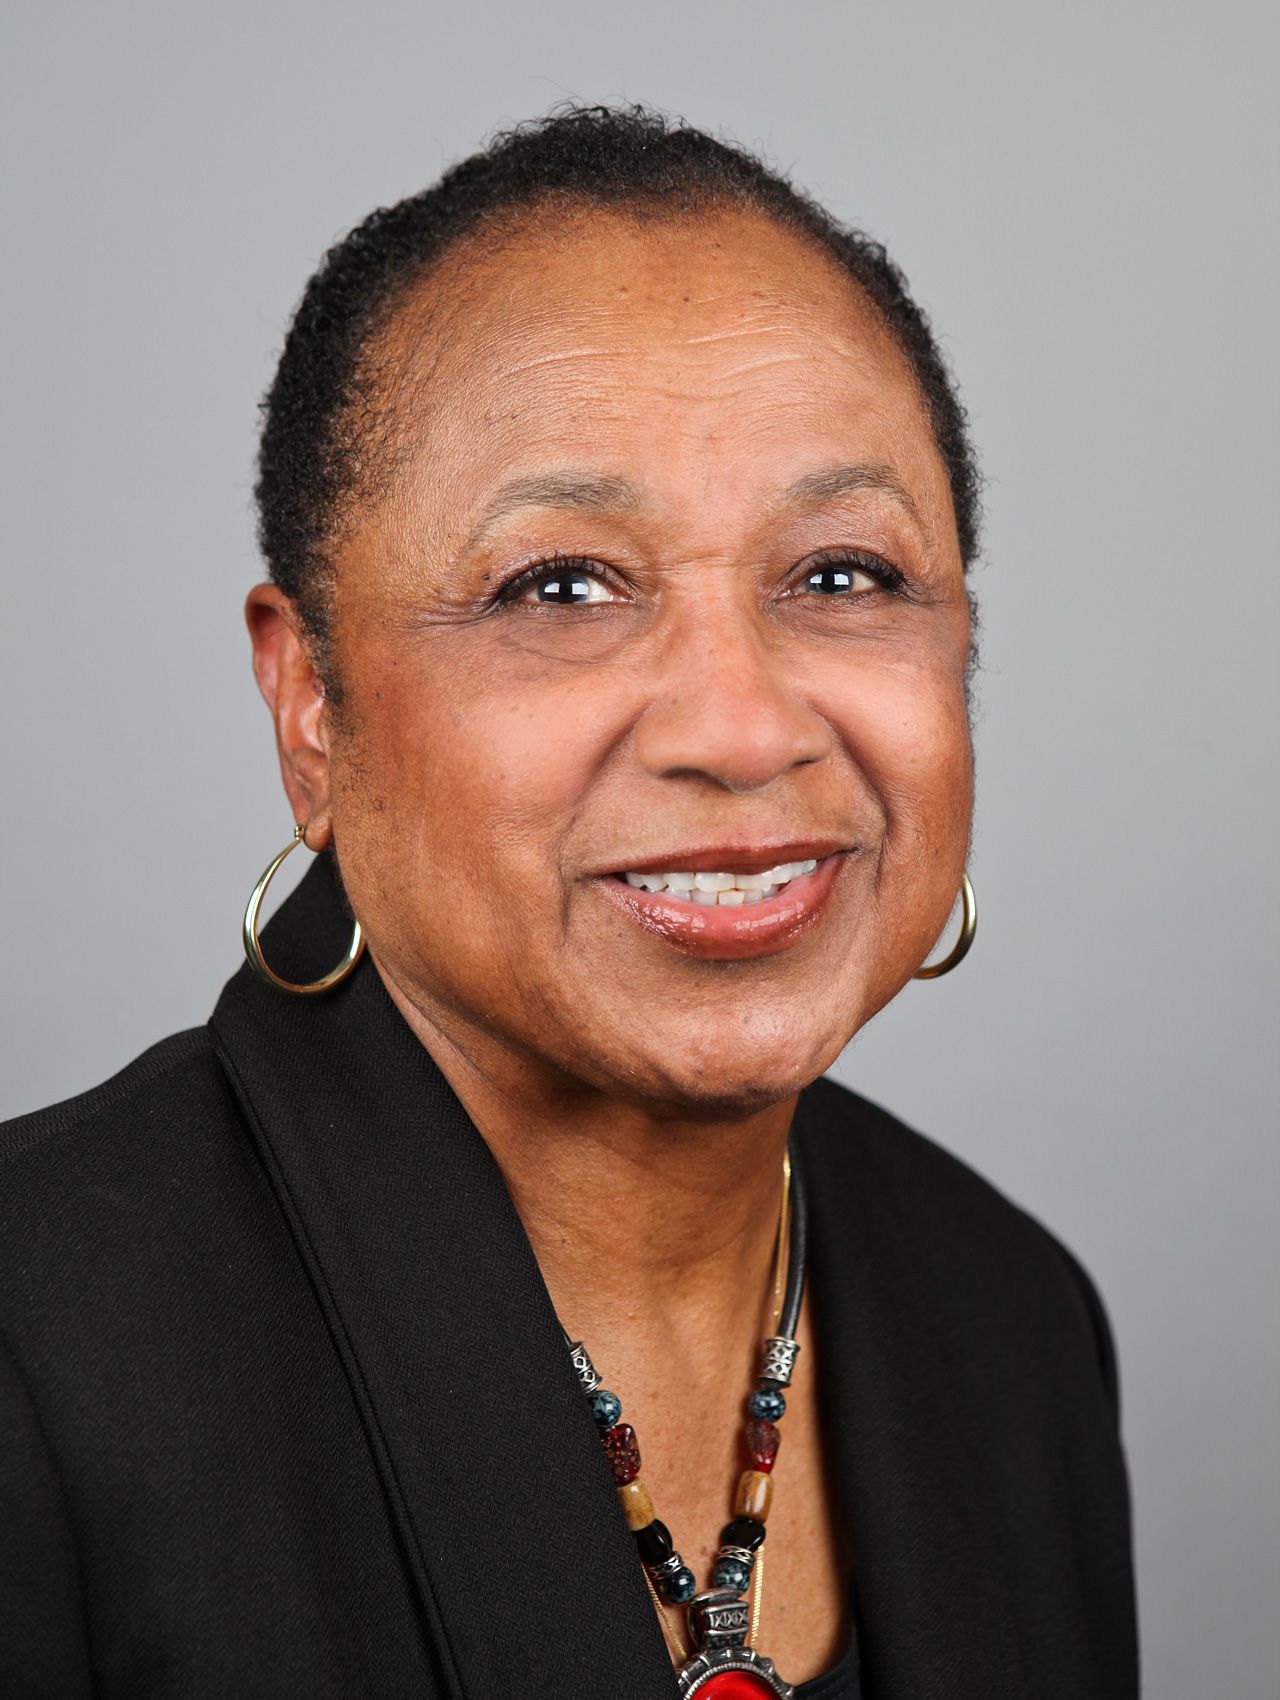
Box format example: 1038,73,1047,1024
256,102,983,688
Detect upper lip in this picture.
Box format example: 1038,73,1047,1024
596,839,852,877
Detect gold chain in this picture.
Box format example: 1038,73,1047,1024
642,1564,691,1662
748,1547,766,1648
771,1150,792,1336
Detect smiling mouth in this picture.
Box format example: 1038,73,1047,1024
594,850,849,960
614,858,819,906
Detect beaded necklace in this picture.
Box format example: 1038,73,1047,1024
563,1140,807,1697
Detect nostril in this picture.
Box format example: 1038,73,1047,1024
632,657,834,791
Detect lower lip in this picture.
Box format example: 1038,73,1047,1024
592,854,847,961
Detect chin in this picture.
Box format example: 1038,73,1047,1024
603,1026,846,1116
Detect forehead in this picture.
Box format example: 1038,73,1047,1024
368,206,953,549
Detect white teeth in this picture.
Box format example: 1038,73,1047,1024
619,855,823,903
694,870,736,892
734,870,774,890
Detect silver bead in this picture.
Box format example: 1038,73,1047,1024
649,1551,686,1582
688,1588,751,1651
716,1544,757,1576
566,1339,601,1395
759,1334,801,1388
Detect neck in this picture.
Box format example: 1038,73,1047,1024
377,962,797,1380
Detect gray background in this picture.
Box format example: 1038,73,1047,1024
3,2,1276,1692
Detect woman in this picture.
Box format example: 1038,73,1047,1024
0,106,1138,1698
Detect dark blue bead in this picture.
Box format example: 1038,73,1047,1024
748,1386,786,1422
659,1564,697,1604
713,1555,752,1593
589,1389,622,1427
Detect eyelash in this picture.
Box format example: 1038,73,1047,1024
496,548,906,605
496,552,609,604
801,549,907,595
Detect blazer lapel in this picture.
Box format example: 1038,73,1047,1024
210,853,1030,1699
209,853,677,1698
794,1092,1028,1698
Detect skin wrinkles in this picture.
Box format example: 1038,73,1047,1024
499,326,895,401
247,205,972,1681
501,322,851,379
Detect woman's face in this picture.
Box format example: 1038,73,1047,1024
289,208,972,1110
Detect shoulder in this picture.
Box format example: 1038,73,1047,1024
798,1072,1123,1417
0,1023,325,1479
0,1027,226,1167
0,1028,241,1204
0,1027,253,1339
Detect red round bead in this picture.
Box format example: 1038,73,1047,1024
745,1417,781,1473
600,1421,641,1484
695,1671,779,1697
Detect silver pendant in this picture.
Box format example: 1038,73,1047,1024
676,1589,795,1697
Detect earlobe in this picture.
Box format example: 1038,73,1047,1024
244,583,334,843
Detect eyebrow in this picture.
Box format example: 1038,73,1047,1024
770,462,924,529
460,473,644,554
460,459,923,553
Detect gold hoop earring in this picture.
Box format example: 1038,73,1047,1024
242,823,365,995
913,871,977,980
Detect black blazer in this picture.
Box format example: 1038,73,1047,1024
0,855,1138,1698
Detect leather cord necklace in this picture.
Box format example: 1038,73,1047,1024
563,1137,808,1697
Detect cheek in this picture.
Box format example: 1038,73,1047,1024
816,651,971,1004
331,664,590,904
828,649,973,847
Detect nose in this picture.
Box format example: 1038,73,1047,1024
632,598,834,794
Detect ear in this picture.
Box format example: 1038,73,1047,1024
245,584,335,849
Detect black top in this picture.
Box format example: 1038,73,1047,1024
797,1642,861,1698
0,854,1138,1698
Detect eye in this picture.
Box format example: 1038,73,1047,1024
803,563,871,595
795,550,904,597
497,553,619,606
